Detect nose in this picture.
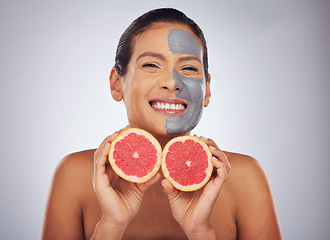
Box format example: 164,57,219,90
160,68,183,91
161,82,182,91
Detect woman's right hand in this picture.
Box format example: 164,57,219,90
91,129,161,239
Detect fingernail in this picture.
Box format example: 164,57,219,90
209,146,216,150
200,136,208,141
211,156,220,165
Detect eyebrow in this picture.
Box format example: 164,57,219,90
136,52,166,62
136,52,202,64
178,55,202,63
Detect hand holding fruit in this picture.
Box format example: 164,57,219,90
94,128,230,239
161,136,231,239
92,130,161,238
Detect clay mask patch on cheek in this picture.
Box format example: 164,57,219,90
165,29,206,135
166,68,206,135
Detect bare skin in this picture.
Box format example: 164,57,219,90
41,142,281,239
41,22,281,239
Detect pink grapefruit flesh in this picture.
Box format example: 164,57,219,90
162,136,213,191
108,128,162,183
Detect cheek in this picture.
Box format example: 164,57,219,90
184,81,205,103
173,68,205,104
124,75,145,98
164,69,206,135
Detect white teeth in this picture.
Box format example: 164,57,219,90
152,102,185,110
176,104,183,110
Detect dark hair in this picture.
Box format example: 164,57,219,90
115,8,209,81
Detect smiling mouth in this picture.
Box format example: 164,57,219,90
149,99,187,114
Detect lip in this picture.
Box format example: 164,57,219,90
149,97,188,115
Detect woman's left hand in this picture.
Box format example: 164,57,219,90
161,136,231,240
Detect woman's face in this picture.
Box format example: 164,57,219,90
118,22,210,137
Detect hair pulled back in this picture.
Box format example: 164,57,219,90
115,8,209,81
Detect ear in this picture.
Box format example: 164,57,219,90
204,74,211,107
110,67,123,102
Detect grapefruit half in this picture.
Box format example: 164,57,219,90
162,136,213,191
108,128,162,183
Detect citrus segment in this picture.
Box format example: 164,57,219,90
162,136,213,191
109,128,162,183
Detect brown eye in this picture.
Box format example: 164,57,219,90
182,66,198,72
142,63,159,68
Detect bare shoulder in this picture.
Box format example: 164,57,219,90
58,149,95,168
222,151,282,239
56,149,96,178
51,149,96,194
223,151,272,204
51,149,98,205
224,151,268,185
41,149,96,240
224,151,262,169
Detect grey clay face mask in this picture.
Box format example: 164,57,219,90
165,29,206,135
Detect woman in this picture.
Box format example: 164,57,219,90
41,8,282,239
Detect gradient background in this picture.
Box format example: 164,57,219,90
0,0,329,239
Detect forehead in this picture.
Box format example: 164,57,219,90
168,29,202,58
132,23,203,58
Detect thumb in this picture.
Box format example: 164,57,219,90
161,179,179,202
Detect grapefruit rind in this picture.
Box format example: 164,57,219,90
108,128,162,183
161,135,213,192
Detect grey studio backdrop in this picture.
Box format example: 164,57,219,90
0,0,329,239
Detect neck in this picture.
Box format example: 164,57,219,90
153,132,191,149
